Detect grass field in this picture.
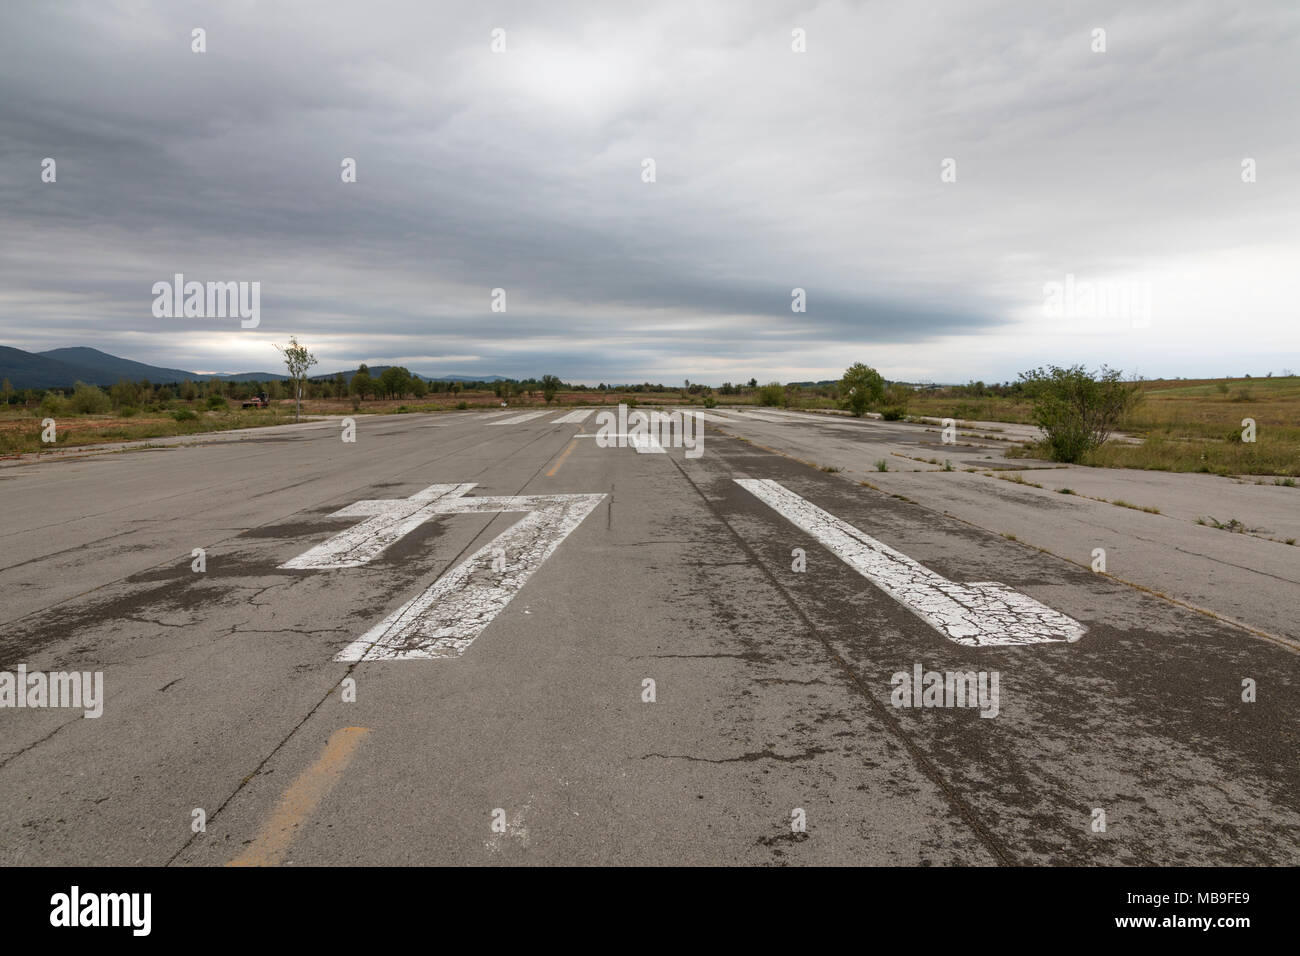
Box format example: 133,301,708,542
6,377,1296,476
913,376,1300,476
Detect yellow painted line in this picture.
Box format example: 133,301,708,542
546,439,579,477
228,726,371,867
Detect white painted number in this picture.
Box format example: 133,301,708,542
282,484,604,660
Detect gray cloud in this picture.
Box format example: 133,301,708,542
1,0,1297,383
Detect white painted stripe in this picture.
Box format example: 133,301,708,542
489,411,550,425
334,491,605,660
732,409,792,422
281,484,476,569
630,433,666,454
736,479,1084,646
552,408,595,423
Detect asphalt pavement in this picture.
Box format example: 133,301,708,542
1,408,1296,865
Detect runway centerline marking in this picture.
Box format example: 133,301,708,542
547,439,579,477
736,479,1085,646
282,484,605,660
228,726,371,867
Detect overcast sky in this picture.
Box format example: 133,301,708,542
1,0,1296,384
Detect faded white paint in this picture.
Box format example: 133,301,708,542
552,408,595,423
281,484,477,569
573,432,665,453
489,411,551,425
736,478,1084,646
282,484,605,660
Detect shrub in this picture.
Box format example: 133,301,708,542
840,363,885,417
881,407,905,421
702,395,717,409
205,394,227,410
69,383,111,415
757,382,784,407
1017,365,1140,463
456,400,469,410
172,408,199,422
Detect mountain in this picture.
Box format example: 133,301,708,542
0,346,108,389
214,371,290,382
308,367,508,384
38,347,199,385
0,345,509,389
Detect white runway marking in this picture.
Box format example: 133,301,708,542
489,411,551,425
572,432,666,453
731,409,793,423
552,408,594,423
736,479,1084,646
282,484,605,660
280,484,477,569
629,434,666,453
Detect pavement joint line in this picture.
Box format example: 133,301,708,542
664,447,1015,866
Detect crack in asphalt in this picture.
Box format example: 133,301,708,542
664,440,1016,866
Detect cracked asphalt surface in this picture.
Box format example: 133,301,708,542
1,409,1297,865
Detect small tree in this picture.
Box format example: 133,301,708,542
1018,365,1141,463
541,374,562,404
840,363,885,417
275,337,318,422
350,370,373,401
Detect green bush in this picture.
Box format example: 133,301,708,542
702,395,717,409
881,407,905,421
456,400,468,410
40,394,67,416
118,406,139,417
757,382,784,406
205,394,227,410
69,383,111,414
1017,365,1141,463
172,408,199,422
839,364,885,417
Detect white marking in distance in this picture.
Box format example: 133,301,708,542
489,411,551,425
552,408,594,423
735,479,1084,646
